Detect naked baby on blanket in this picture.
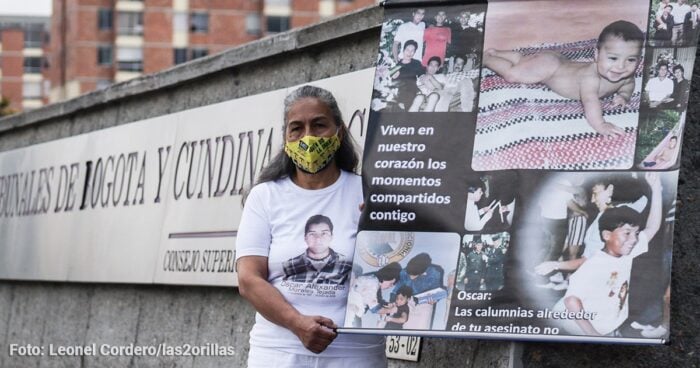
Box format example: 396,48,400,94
483,20,644,137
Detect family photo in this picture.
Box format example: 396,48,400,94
371,5,487,113
642,47,695,111
649,0,700,46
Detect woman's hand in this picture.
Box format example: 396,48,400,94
291,315,338,354
237,256,338,354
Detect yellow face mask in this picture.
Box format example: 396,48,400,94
284,133,341,173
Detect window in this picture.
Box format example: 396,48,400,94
265,0,290,5
116,47,143,71
24,29,43,48
23,57,43,73
117,12,144,35
173,48,188,65
266,16,290,33
246,14,261,35
98,45,113,66
190,12,209,33
23,81,42,99
190,48,208,60
98,8,113,30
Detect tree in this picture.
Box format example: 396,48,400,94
0,96,17,117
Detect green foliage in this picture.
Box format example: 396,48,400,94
379,19,403,54
0,96,17,117
648,0,661,39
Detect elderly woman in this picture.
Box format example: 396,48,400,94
236,86,386,367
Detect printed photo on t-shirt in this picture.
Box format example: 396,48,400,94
281,214,353,291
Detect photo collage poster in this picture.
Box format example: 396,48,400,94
341,0,699,344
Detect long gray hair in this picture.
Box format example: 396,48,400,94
255,85,359,185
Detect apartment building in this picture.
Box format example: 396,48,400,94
48,0,377,103
0,16,50,112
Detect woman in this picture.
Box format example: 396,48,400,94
236,86,386,367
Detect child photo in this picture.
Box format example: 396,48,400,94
635,110,684,169
522,171,677,339
345,231,460,331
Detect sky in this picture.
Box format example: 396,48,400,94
0,0,51,17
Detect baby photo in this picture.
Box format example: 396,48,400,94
472,0,649,171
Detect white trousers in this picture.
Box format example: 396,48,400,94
247,345,387,368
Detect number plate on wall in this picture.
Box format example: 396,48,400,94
385,335,421,362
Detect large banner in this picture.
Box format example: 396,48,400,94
0,69,374,286
341,0,698,344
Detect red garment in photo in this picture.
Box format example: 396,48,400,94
422,26,451,66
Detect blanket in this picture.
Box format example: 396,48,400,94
472,39,643,171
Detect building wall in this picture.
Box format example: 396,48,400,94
49,0,373,103
48,0,115,100
0,5,697,368
0,18,50,113
0,29,24,111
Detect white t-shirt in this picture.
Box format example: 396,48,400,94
563,231,649,335
235,170,384,356
394,21,425,62
671,2,691,24
645,77,674,102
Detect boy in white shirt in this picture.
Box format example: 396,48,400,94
562,173,662,336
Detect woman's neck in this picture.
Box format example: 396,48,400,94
291,163,341,190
